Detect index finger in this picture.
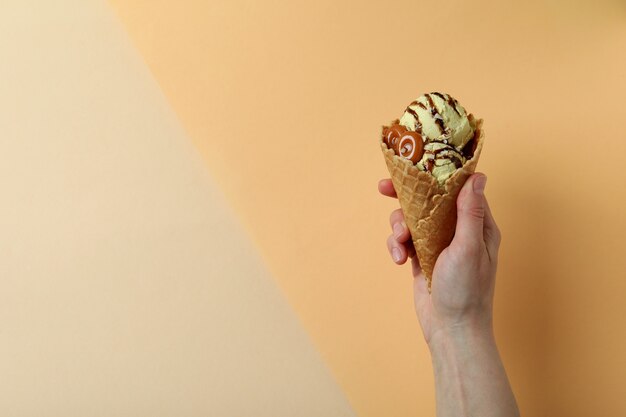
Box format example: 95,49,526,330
378,178,397,199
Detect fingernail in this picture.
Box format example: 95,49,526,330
393,222,405,239
473,175,487,195
392,247,402,263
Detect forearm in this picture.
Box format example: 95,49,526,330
429,324,519,417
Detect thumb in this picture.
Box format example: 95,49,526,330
454,174,487,247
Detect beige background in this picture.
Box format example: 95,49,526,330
107,0,626,416
0,1,355,415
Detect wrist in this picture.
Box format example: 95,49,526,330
427,316,495,355
426,317,520,417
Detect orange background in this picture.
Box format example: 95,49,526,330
2,0,626,415
107,0,626,415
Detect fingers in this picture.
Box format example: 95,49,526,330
380,178,418,266
454,174,487,251
389,208,411,243
387,234,409,264
386,209,415,264
483,196,502,261
378,178,397,199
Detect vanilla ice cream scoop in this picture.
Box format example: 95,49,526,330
417,141,466,184
399,92,474,149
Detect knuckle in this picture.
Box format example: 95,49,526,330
456,239,483,260
462,204,485,220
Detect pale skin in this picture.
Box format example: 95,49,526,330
378,173,520,417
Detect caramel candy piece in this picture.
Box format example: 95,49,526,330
398,131,424,163
382,124,407,153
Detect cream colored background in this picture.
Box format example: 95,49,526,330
107,0,626,416
0,1,355,415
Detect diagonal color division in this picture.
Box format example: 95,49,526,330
0,1,356,415
107,0,626,416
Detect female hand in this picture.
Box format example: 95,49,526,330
378,174,502,346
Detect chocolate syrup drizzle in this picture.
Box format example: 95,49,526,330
421,141,464,172
431,92,462,117
425,93,446,134
404,106,423,133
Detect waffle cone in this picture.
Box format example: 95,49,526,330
380,117,484,288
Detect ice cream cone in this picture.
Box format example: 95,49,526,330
380,117,484,289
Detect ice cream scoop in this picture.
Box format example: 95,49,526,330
399,92,473,149
417,142,466,184
383,92,476,185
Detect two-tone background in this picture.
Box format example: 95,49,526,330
2,1,626,415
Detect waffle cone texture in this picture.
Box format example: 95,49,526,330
380,117,484,287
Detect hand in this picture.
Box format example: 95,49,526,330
378,173,501,346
